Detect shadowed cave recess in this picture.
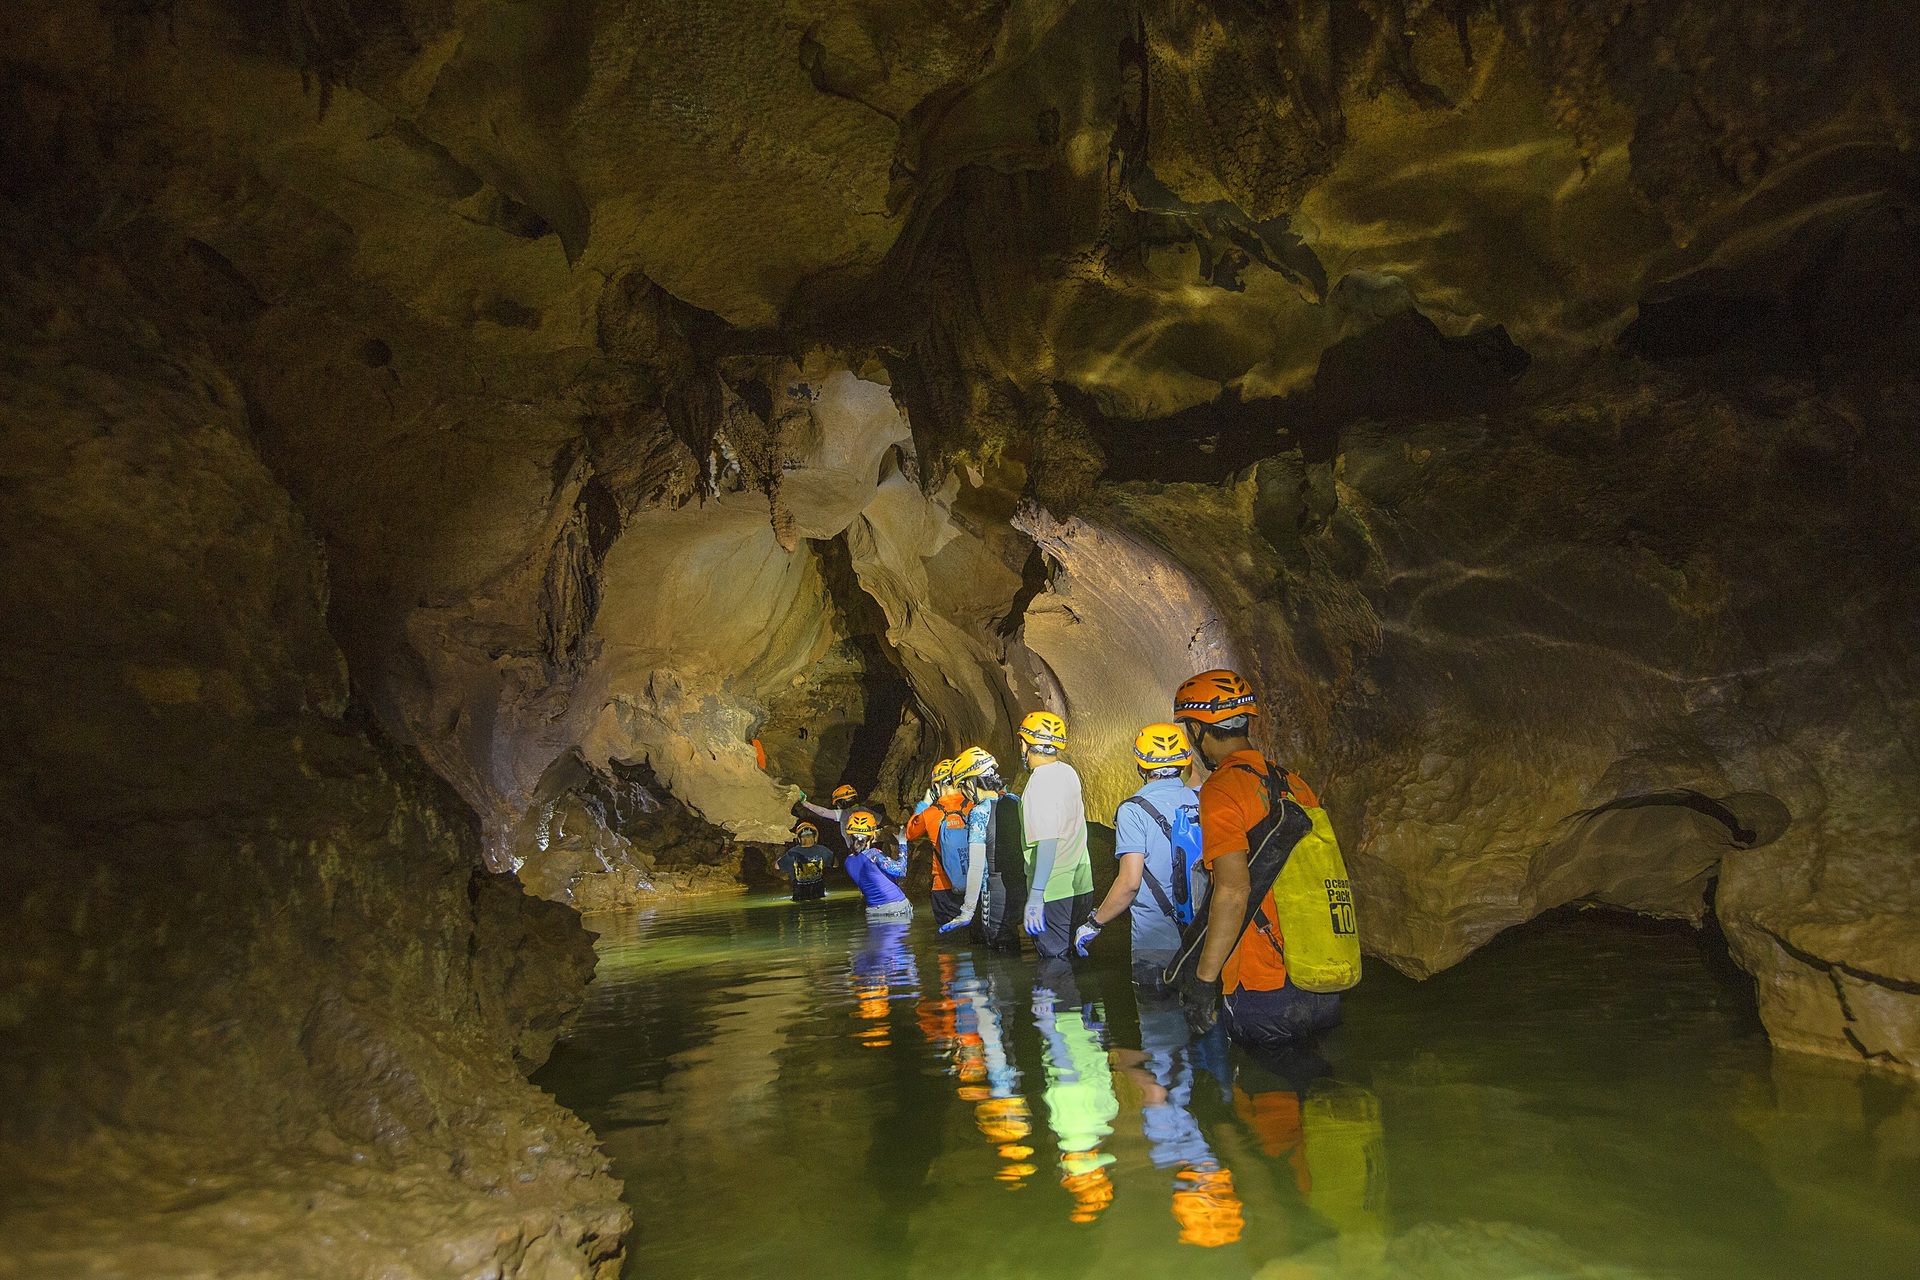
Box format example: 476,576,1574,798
1,0,1916,1275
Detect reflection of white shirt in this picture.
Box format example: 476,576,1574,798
1022,759,1093,901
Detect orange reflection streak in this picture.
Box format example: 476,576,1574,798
1061,1167,1115,1223
1171,1168,1245,1247
1234,1084,1311,1195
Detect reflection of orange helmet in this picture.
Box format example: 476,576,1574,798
845,809,880,838
1171,1168,1245,1247
974,1097,1032,1142
1133,722,1193,769
831,784,860,805
931,758,956,786
1018,710,1068,751
1174,670,1260,724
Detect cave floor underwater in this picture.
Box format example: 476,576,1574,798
536,895,1920,1280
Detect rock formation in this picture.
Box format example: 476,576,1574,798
3,0,1918,1270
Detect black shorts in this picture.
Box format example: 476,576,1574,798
791,881,826,901
1222,982,1341,1050
931,886,964,928
1034,893,1094,960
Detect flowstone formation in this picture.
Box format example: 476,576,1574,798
3,0,1918,1268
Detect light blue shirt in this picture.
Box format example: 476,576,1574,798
1112,776,1201,956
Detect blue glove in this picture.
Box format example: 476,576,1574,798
938,914,972,934
1073,921,1101,956
1023,897,1047,936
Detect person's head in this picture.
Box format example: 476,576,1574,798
1133,722,1193,782
831,783,860,807
1173,669,1260,769
950,745,1002,800
1018,710,1068,768
845,808,881,851
795,821,819,847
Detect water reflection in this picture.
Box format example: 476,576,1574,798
1114,996,1245,1246
1032,960,1120,1222
850,921,917,1048
538,899,1920,1280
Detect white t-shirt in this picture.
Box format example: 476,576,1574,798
1021,759,1093,902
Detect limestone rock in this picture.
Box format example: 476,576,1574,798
0,239,627,1276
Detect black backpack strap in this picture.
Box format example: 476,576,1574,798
1119,796,1181,920
1162,757,1311,989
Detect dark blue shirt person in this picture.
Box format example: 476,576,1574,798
777,823,836,901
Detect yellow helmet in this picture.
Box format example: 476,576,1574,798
931,758,956,786
844,809,880,838
1133,723,1193,769
1018,710,1068,752
950,746,999,783
831,784,859,805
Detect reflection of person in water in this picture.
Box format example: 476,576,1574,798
1230,1047,1386,1242
1032,961,1119,1223
849,920,917,1049
1112,994,1245,1247
945,954,1033,1184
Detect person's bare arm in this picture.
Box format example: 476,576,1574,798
1195,848,1249,983
1090,852,1146,927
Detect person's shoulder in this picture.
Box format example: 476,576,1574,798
1280,769,1320,808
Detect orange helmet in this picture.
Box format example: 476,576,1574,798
845,809,881,838
1133,722,1193,769
1018,710,1068,752
794,821,819,837
831,784,859,805
1174,670,1260,724
931,758,956,786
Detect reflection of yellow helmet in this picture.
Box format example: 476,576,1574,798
1171,1168,1245,1247
1133,722,1193,769
931,758,956,786
1175,669,1260,724
845,809,880,838
951,746,998,783
974,1097,1031,1142
1018,710,1068,751
831,784,859,805
1061,1167,1115,1223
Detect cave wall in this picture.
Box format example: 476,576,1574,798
2,33,1916,1280
0,237,626,1274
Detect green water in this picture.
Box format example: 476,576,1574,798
535,895,1920,1280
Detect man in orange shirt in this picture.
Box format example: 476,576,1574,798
904,758,972,928
1168,669,1343,1050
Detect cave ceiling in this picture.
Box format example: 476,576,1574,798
5,1,1916,1022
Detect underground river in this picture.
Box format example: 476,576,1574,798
536,895,1920,1280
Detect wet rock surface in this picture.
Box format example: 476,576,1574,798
0,240,625,1276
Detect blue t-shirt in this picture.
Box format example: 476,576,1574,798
777,845,833,886
1112,776,1201,956
844,849,909,908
